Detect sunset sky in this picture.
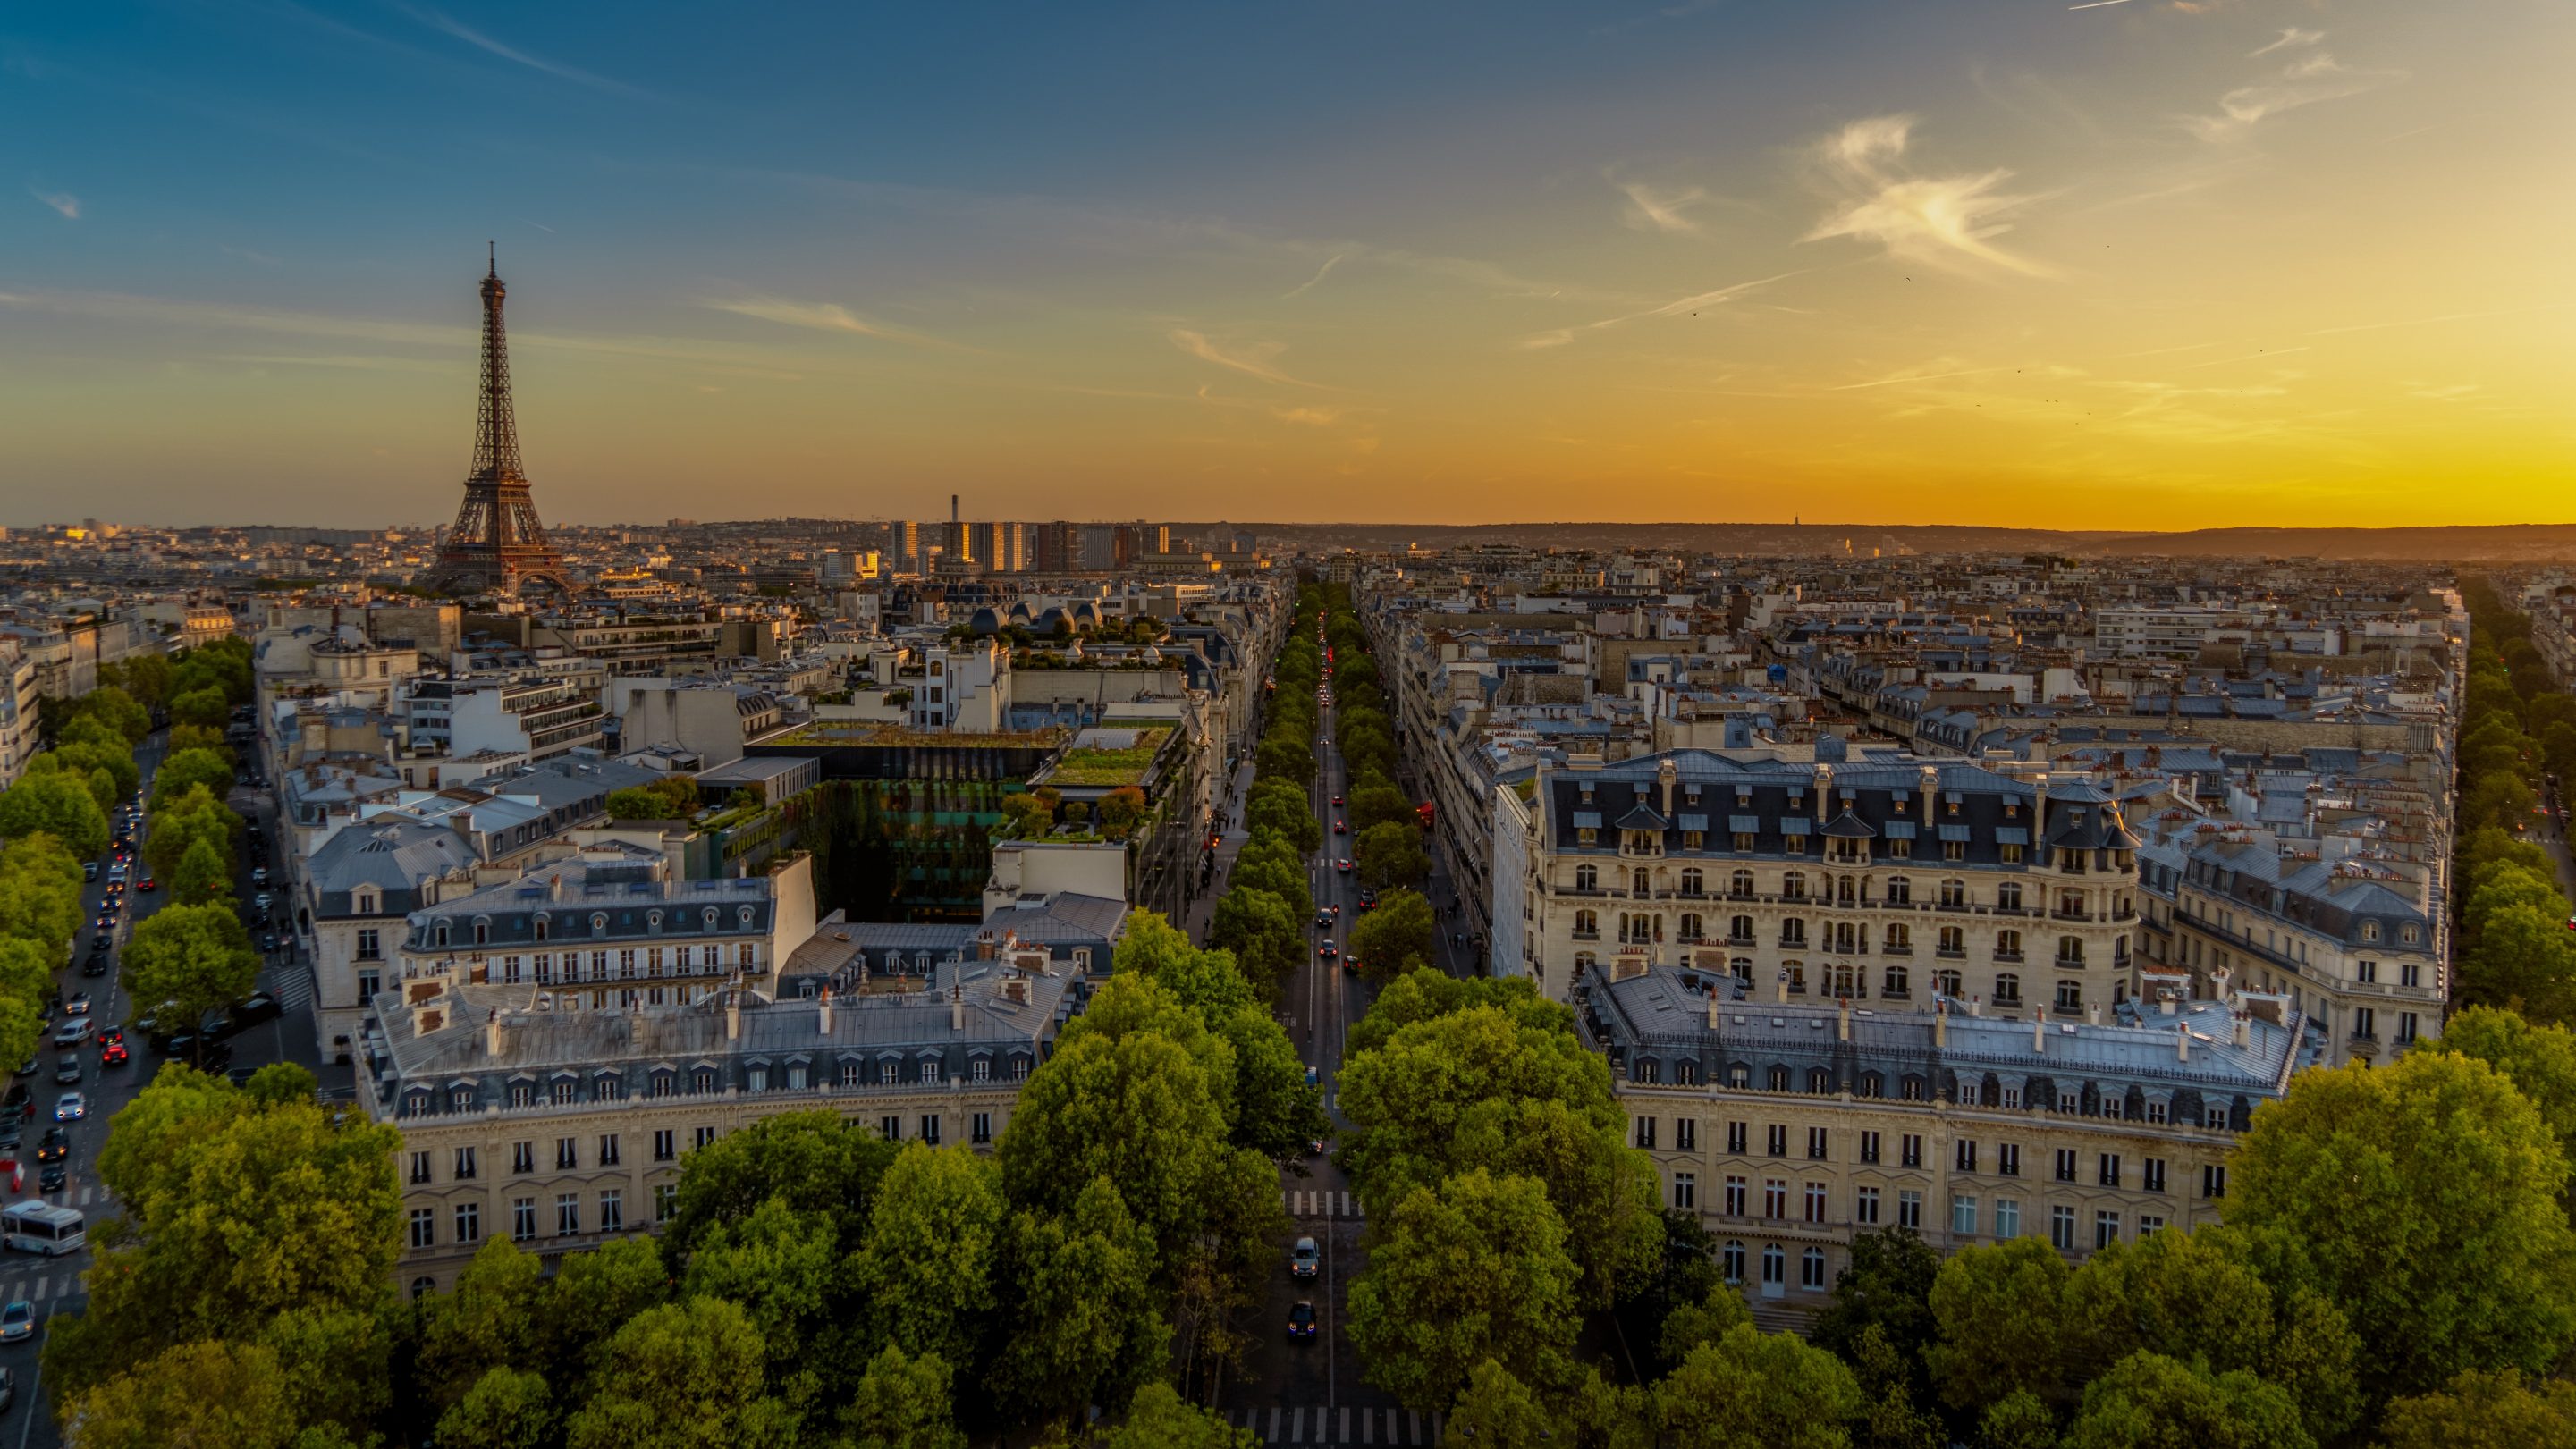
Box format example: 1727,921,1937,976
3,0,2570,529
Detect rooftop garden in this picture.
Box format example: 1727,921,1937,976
1046,727,1173,788
765,721,1069,749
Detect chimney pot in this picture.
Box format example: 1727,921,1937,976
2032,1004,2046,1054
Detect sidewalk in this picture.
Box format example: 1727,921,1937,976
1184,757,1261,943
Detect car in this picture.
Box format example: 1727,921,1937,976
38,1161,66,1193
1288,1301,1317,1342
252,864,270,885
1330,794,1343,805
1,1083,24,1116
80,956,108,978
99,1025,123,1048
63,993,89,1017
233,991,283,1028
0,1302,31,1344
1315,910,1334,929
253,892,273,911
52,1056,79,1087
139,875,156,892
35,1128,67,1164
1304,1064,1320,1087
1357,887,1378,909
1332,820,1347,834
81,861,97,881
1336,857,1353,872
52,1018,93,1048
1290,1236,1320,1280
99,1039,129,1067
88,931,109,954
9,1058,30,1081
53,1093,85,1123
1317,941,1339,960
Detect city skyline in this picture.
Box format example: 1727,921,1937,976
4,0,2572,528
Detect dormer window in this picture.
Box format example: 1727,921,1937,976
354,889,379,914
2399,923,2419,944
704,906,720,930
434,922,450,948
2361,922,2381,943
647,910,663,931
590,913,609,937
472,919,490,946
737,906,756,928
535,916,549,941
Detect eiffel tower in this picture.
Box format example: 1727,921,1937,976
427,247,570,597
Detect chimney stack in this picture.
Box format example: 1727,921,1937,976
2176,1021,2191,1062
1837,997,1852,1041
1707,992,1721,1031
950,981,966,1032
485,1007,504,1057
725,990,741,1042
2032,1004,2046,1054
817,986,833,1036
2233,1011,2251,1049
1933,998,1947,1049
1774,970,1787,1005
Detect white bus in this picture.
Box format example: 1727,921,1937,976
1,1202,84,1256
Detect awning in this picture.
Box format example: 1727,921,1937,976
1678,813,1710,832
1995,827,2030,845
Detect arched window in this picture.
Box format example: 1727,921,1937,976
1994,973,2022,1005
1761,1245,1786,1285
1575,864,1598,892
1782,872,1807,901
433,922,449,948
472,918,490,946
1730,914,1754,943
1574,909,1599,937
1940,880,1967,908
535,915,549,941
1938,924,1963,955
1681,868,1704,895
1801,1247,1828,1290
2361,922,2381,942
1723,1242,1747,1284
1633,868,1651,896
1780,918,1807,948
1997,929,2023,960
1997,881,2023,911
1883,964,1910,998
1884,923,1911,952
2057,935,2084,965
411,1276,437,1301
1730,870,1755,898
1885,875,1910,905
1934,968,1963,996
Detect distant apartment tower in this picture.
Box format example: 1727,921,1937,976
1114,523,1170,568
976,522,1028,574
887,519,922,573
1033,520,1083,573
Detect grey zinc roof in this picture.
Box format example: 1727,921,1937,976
310,821,477,897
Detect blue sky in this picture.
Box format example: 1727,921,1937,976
4,1,2569,527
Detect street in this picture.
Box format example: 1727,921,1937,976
0,735,329,1447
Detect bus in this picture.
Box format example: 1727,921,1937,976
1,1201,83,1256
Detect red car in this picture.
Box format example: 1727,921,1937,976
1330,794,1343,805
99,1039,129,1066
1333,820,1347,834
138,876,157,891
1336,858,1354,873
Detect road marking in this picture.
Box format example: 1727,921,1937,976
1341,1407,1351,1445
1361,1407,1374,1444
1268,1408,1280,1443
1409,1411,1422,1445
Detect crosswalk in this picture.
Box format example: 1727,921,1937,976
259,962,313,1011
1,1265,87,1304
1220,1406,1442,1445
1282,1189,1364,1220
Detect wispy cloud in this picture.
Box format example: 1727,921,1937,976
2183,52,2400,143
392,4,650,97
213,353,457,373
2251,27,2324,56
1517,272,1801,350
1616,180,1711,234
1169,329,1332,389
1281,253,1345,300
219,245,281,265
699,295,958,350
1802,115,2051,277
30,188,79,220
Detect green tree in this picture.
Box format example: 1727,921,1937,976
58,1338,308,1449
437,1367,557,1449
2059,1351,2310,1449
1654,1324,1865,1449
841,1344,969,1449
999,791,1054,838
170,683,232,729
2378,1368,2576,1449
46,1066,402,1406
678,1194,850,1384
993,1178,1171,1429
1095,1381,1258,1449
854,1144,1007,1370
1444,1361,1558,1449
1979,1391,2060,1449
1206,886,1302,999
539,1237,671,1383
152,745,239,810
1098,785,1149,839
2420,1005,2576,1178
0,767,108,857
1347,1168,1581,1411
0,830,85,956
173,834,231,906
0,938,51,1072
663,1108,898,1259
2225,1050,2576,1399
1246,778,1321,854
79,683,155,744
1925,1238,2073,1413
1229,839,1312,922
607,786,687,819
54,736,140,806
145,783,241,880
418,1238,547,1410
1656,1276,1753,1364
167,720,233,760
121,902,261,1049
1347,781,1415,835
1812,1226,1941,1403
1354,821,1429,891
564,1298,801,1449
1350,887,1434,976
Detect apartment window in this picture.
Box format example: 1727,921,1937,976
1995,1200,2021,1240
920,1115,942,1146
598,1134,621,1168
2354,1007,2378,1040
1676,1118,1698,1152
2147,1099,2168,1125
2401,961,2420,988
358,969,381,1004
2398,1013,2420,1044
2097,1153,2123,1189
599,1191,624,1234
880,1116,902,1141
2049,1205,2077,1251
1763,1179,1787,1219
695,1125,719,1149
1855,1186,1880,1226
972,1111,993,1145
454,1202,481,1245
2094,1211,2121,1250
511,1198,537,1243
1997,1143,2022,1177
511,1141,534,1175
2140,1213,2166,1236
1860,1131,1882,1165
1955,1140,1978,1173
555,1137,578,1171
2054,1149,2077,1183
1761,1245,1786,1286
1722,1242,1746,1284
2202,1164,2227,1200
409,1150,432,1185
1897,1190,1921,1230
1803,1183,1827,1223
355,929,381,961
1727,1121,1749,1155
1951,1194,1979,1237
1805,1126,1829,1160
1674,1172,1697,1211
453,1146,477,1181
408,1209,435,1250
972,1057,992,1083
503,955,523,984
654,1129,677,1162
1801,1247,1828,1290
1765,1124,1788,1157
1635,1117,1659,1150
2143,1158,2167,1193
1901,1133,1923,1168
555,1194,580,1237
1725,1175,1748,1216
550,1080,579,1106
